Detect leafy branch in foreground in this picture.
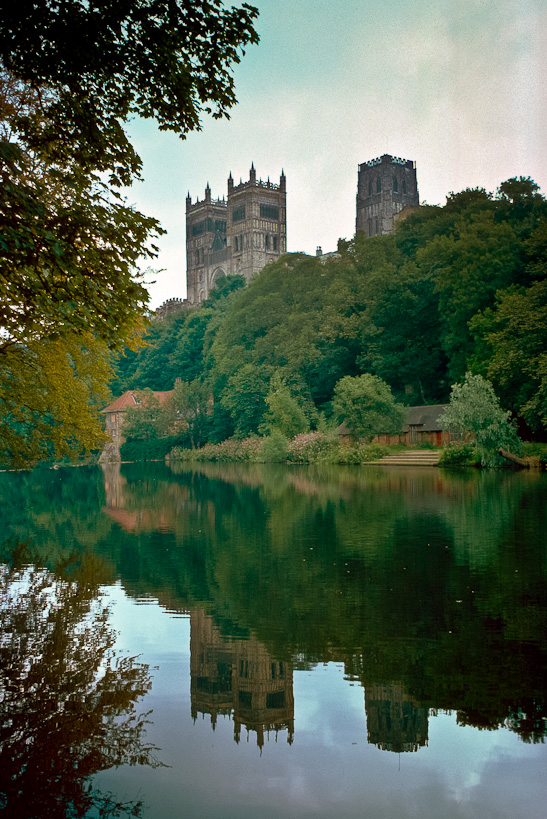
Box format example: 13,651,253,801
0,332,113,468
0,2,259,466
0,0,260,184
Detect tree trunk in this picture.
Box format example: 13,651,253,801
498,448,529,468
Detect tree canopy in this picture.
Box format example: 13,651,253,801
0,1,259,466
0,0,260,184
113,177,547,448
439,373,521,466
333,374,405,441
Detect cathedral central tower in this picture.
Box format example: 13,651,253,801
356,154,419,237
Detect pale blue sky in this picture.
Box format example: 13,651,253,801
127,0,547,308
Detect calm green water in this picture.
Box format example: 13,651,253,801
1,461,546,818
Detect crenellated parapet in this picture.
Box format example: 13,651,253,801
154,297,194,320
356,153,419,237
361,154,415,170
185,163,287,304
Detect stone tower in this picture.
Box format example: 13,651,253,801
365,682,428,753
186,165,287,304
356,154,419,237
185,184,228,304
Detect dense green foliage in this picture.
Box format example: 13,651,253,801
439,373,521,466
332,374,405,440
0,333,112,468
0,2,258,467
120,436,184,462
113,179,547,447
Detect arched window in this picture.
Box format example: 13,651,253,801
393,176,398,193
265,234,270,249
368,219,373,236
402,179,407,195
375,217,379,234
376,177,381,193
235,236,238,251
273,236,278,251
195,250,199,265
368,180,372,196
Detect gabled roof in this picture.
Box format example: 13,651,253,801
337,404,449,436
101,389,174,414
403,404,448,432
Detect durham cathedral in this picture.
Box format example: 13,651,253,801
185,164,287,303
156,153,419,314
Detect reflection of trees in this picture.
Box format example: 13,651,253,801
95,462,547,746
0,550,161,818
1,462,546,749
162,465,547,744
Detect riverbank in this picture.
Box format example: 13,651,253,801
164,433,546,469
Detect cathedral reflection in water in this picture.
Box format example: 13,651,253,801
190,610,294,748
364,683,428,753
189,610,428,752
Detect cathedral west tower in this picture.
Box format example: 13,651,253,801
186,165,286,304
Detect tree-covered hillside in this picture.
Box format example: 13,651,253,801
112,178,547,442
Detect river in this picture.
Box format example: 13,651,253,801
0,461,546,818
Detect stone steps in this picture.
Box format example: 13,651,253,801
367,450,440,467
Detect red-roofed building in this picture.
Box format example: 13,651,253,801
100,389,173,458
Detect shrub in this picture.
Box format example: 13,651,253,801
439,443,480,467
259,430,289,462
166,446,193,461
167,436,263,463
323,442,390,464
361,443,392,461
121,436,184,461
287,432,331,463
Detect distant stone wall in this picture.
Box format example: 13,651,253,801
154,297,193,321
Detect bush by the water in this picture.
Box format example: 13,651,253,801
286,432,332,463
322,442,391,464
259,430,289,462
169,434,395,465
169,436,263,463
120,436,185,461
439,443,481,467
